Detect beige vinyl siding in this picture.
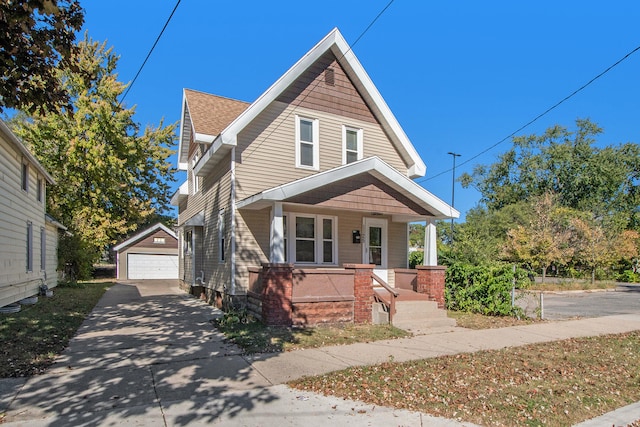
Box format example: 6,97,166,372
388,221,409,269
0,134,48,307
235,102,408,201
234,208,271,294
177,150,233,290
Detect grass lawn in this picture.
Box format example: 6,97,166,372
448,310,543,329
0,282,112,377
214,319,410,353
290,331,640,426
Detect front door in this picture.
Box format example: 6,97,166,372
363,217,388,281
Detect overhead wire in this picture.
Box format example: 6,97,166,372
418,44,640,183
241,0,395,162
119,0,182,107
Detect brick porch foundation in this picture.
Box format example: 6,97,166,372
416,265,447,309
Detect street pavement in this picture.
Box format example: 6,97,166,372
1,280,639,426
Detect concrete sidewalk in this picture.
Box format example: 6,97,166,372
1,282,639,426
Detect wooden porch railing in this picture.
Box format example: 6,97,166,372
372,273,399,324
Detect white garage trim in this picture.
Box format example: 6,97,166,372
127,254,178,279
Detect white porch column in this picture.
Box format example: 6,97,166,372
424,219,438,266
270,202,285,263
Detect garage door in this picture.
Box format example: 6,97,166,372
127,254,178,279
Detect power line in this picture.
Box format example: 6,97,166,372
242,0,395,162
119,0,182,106
419,43,640,183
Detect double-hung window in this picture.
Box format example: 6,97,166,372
290,214,336,264
26,221,33,272
21,161,29,192
342,126,363,164
295,116,319,170
191,154,200,194
40,227,46,271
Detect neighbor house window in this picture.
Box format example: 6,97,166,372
295,115,319,170
37,177,43,202
26,222,33,272
218,209,225,262
153,237,166,244
288,214,336,264
21,161,29,192
342,126,363,164
40,227,46,271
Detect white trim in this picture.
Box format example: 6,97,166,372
194,28,426,178
363,217,387,268
113,223,177,252
342,125,363,164
270,202,285,263
295,115,319,170
288,213,338,266
237,156,459,219
230,148,237,294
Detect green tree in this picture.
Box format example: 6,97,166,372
0,0,84,114
571,216,640,283
12,36,177,263
460,119,640,230
504,193,575,282
409,223,425,248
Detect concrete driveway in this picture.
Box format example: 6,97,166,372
1,281,470,426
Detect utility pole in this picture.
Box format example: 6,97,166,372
447,152,461,242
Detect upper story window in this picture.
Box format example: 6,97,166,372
21,161,29,192
153,237,166,244
295,115,319,170
191,153,200,194
342,126,363,164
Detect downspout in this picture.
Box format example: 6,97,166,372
230,147,237,295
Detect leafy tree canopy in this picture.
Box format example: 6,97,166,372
12,35,177,258
0,0,84,114
460,119,640,230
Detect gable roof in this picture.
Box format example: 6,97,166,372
192,28,427,179
113,223,177,252
178,89,249,169
0,119,55,184
237,156,459,221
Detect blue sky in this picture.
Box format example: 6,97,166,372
81,1,640,220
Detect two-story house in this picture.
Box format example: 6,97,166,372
171,28,459,325
0,119,65,309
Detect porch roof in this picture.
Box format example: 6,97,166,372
236,157,459,221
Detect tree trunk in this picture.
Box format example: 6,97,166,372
591,268,595,285
542,266,547,283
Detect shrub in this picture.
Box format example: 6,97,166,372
446,262,529,316
617,270,640,283
409,251,424,269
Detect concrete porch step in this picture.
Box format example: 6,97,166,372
392,300,457,331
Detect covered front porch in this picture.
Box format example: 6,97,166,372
236,157,459,326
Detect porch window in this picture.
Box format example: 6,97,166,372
295,116,319,170
290,214,336,265
342,126,363,164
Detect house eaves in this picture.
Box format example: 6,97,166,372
0,119,55,184
170,181,189,206
194,28,427,179
113,223,177,252
237,156,458,220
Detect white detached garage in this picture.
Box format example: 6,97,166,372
113,223,178,280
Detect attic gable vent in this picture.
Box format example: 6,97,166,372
324,68,335,86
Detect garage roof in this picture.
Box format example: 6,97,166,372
113,223,177,252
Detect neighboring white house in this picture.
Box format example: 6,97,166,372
0,119,65,308
113,223,179,280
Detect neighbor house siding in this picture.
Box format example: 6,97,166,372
234,102,408,201
0,132,48,307
44,222,59,288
